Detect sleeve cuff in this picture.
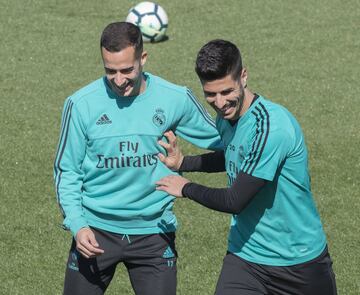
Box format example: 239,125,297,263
182,182,194,199
67,218,88,238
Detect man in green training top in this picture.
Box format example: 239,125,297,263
54,22,222,295
156,39,337,295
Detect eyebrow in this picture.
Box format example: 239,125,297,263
104,66,134,73
204,87,235,95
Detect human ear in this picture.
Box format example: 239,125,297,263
241,68,248,87
141,51,148,67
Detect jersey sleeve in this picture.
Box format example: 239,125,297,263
53,98,88,237
182,172,266,214
241,127,292,181
175,88,223,151
180,151,226,172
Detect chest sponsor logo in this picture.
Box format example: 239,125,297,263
152,108,166,127
227,160,240,186
96,140,158,169
226,144,245,185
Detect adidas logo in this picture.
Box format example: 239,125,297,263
96,114,112,125
162,246,175,259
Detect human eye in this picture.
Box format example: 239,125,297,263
120,67,134,74
105,68,116,75
204,91,216,98
221,89,233,96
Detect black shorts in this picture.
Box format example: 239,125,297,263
215,246,337,295
63,227,177,295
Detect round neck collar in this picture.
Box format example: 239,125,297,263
104,72,152,103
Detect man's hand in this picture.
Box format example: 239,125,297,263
156,175,190,197
75,227,104,258
158,131,184,171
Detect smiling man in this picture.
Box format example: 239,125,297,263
54,22,222,295
156,39,337,295
102,44,146,97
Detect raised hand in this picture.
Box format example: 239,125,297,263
158,130,184,171
156,175,190,197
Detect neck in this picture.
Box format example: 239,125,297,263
239,88,255,117
139,74,147,94
130,73,146,96
135,73,147,96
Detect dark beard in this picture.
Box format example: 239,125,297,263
108,78,129,97
232,94,245,118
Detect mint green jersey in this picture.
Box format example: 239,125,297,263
54,73,222,237
217,96,327,266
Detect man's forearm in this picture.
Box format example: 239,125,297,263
182,172,266,214
179,151,226,172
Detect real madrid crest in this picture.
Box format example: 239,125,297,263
152,108,166,127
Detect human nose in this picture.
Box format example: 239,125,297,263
214,95,226,109
114,72,126,86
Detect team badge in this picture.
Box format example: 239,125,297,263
152,108,166,127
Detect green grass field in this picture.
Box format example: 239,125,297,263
1,0,359,294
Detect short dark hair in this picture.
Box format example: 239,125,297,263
100,22,143,58
195,39,243,82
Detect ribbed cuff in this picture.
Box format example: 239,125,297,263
69,218,89,238
181,182,194,199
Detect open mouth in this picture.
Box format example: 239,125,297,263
220,101,237,115
113,80,133,94
118,81,131,91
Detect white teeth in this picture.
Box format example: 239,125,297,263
222,105,231,112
